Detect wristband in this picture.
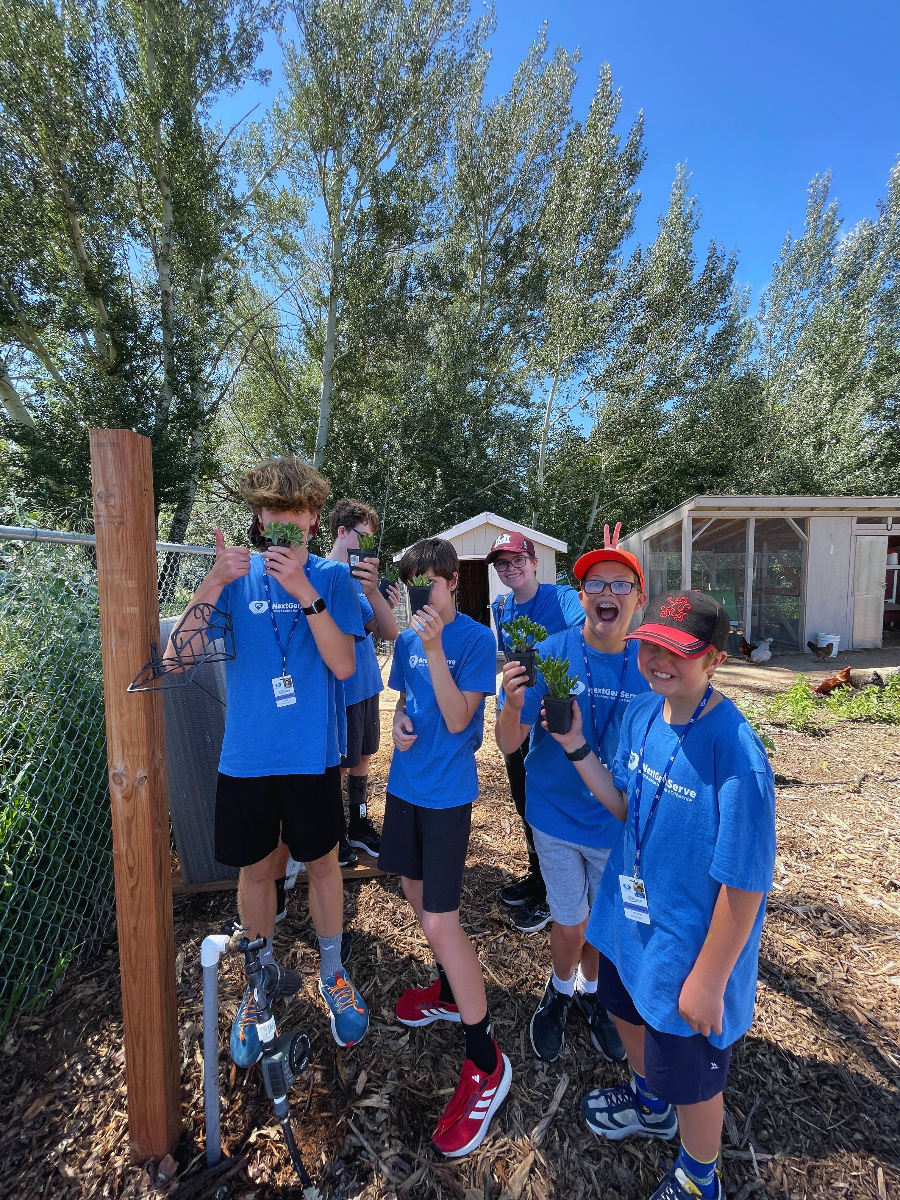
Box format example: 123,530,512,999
564,742,592,762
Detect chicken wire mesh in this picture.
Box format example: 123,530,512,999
0,529,213,1033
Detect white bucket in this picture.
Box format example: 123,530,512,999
815,633,840,658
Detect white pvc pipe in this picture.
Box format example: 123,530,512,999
201,934,231,1166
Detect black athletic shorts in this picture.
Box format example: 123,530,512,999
596,952,733,1104
215,766,343,868
340,695,380,769
377,792,471,913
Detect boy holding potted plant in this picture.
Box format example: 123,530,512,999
543,592,776,1200
486,530,585,933
172,457,370,1065
379,538,511,1157
495,541,648,1064
328,498,401,861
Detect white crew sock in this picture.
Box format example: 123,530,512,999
575,964,597,994
551,969,576,997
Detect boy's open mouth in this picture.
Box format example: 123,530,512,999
650,668,676,680
595,601,620,624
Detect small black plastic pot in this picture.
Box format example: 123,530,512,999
349,548,379,579
407,583,434,613
378,577,398,601
505,648,536,688
543,694,574,734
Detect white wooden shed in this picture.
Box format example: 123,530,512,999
394,512,567,634
620,495,900,652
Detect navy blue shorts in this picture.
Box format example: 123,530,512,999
596,952,733,1105
377,793,471,913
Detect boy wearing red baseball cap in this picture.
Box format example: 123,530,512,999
542,591,776,1200
496,528,650,1064
486,529,585,932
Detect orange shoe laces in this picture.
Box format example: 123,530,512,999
329,972,365,1015
238,993,257,1043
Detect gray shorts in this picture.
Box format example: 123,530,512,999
532,828,611,926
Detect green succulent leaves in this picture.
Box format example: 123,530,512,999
264,521,306,548
409,574,431,587
502,615,548,652
535,651,578,698
356,533,376,550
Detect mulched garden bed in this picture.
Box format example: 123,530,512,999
1,694,898,1200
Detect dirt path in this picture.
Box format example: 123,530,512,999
1,691,898,1199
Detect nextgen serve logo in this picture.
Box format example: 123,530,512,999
249,599,299,613
409,654,457,669
629,755,697,800
249,600,269,614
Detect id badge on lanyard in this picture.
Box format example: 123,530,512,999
272,674,296,707
264,565,306,709
622,683,713,924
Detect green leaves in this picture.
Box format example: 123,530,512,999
263,520,306,547
535,650,577,698
502,615,547,652
409,573,431,586
356,532,376,550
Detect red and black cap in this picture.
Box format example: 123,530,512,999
485,531,538,565
625,591,730,658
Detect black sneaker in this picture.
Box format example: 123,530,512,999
573,990,626,1061
275,877,287,923
499,873,544,907
338,837,358,867
512,898,552,933
348,815,381,856
530,977,572,1062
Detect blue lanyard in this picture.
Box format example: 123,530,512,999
631,683,713,879
580,635,634,758
262,559,310,675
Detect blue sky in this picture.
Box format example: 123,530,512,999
216,0,900,303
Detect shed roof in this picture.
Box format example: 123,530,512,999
393,511,567,560
626,494,900,542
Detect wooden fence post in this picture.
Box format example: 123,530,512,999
89,429,181,1161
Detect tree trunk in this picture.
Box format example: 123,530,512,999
576,489,602,557
314,232,342,468
0,362,35,427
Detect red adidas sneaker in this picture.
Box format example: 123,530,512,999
395,978,461,1026
432,1042,512,1158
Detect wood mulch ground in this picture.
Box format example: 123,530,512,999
1,683,898,1200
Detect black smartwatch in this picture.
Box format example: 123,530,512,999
564,742,592,762
302,597,327,616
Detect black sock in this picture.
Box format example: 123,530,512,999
436,962,455,1004
348,774,368,823
463,1014,497,1074
275,876,286,911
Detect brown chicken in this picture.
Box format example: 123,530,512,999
814,666,852,696
807,640,835,661
740,636,758,661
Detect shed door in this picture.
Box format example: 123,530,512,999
457,560,491,626
852,535,888,648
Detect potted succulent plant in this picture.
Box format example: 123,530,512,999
407,573,433,613
502,615,547,688
263,520,306,549
348,532,379,579
379,563,399,601
536,651,578,734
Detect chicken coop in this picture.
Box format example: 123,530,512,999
620,495,900,652
394,512,566,638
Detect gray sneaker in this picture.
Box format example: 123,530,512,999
582,1078,677,1141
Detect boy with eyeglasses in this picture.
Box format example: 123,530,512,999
495,536,649,1064
328,498,400,862
486,531,585,933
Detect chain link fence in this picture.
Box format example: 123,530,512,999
0,527,213,1033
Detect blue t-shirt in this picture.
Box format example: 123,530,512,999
218,554,365,777
344,582,384,706
387,614,498,809
492,582,585,655
519,628,650,848
585,692,777,1048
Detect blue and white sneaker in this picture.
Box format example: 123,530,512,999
582,1078,678,1141
318,970,369,1047
230,985,262,1067
649,1166,723,1199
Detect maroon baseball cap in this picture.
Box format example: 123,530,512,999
485,530,537,565
625,591,731,658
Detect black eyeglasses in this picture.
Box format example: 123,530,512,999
583,580,638,595
494,555,531,572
